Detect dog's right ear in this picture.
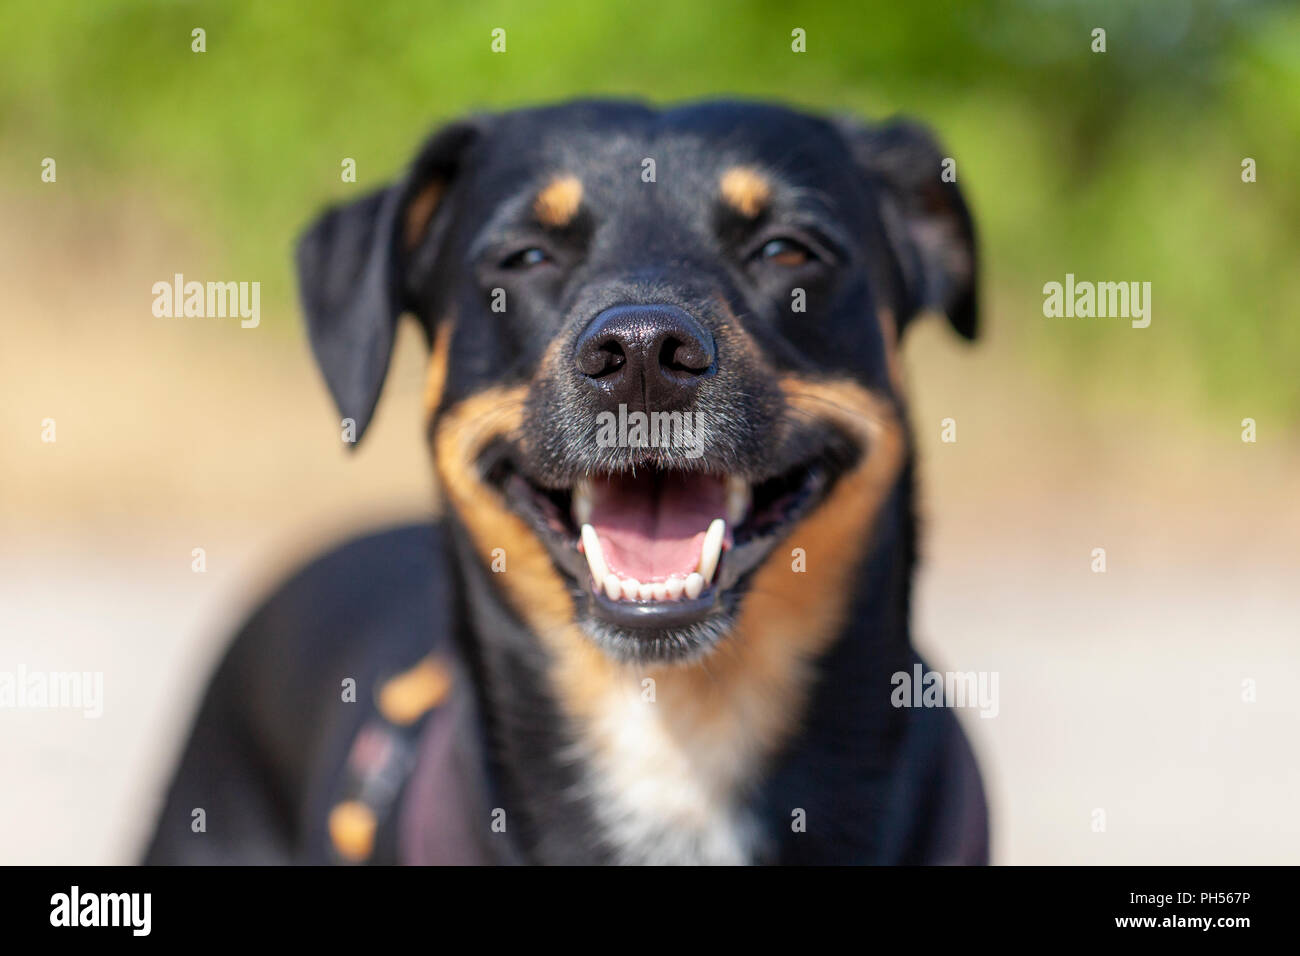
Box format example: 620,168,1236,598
295,121,481,445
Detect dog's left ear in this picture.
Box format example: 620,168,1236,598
295,120,482,444
835,117,978,341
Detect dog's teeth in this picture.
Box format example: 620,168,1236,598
573,479,593,526
726,477,751,525
580,524,608,585
582,511,725,602
698,519,725,584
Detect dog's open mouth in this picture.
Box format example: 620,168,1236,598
573,471,740,603
483,440,853,656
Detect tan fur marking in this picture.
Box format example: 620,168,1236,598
720,166,772,218
534,175,583,227
328,800,377,861
377,655,453,725
434,386,574,626
422,321,457,515
423,321,455,419
877,306,905,393
405,181,445,249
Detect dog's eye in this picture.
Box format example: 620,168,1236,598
755,237,815,267
500,247,552,269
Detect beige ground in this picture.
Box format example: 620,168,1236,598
3,195,1297,864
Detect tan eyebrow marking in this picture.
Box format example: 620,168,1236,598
533,175,584,227
720,166,771,218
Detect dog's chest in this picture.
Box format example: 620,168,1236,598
570,679,772,865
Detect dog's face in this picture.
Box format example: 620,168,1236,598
297,100,975,666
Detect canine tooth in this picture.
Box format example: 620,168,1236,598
726,477,751,525
652,581,669,601
573,479,593,525
665,575,685,600
581,524,608,584
638,582,655,602
621,577,642,602
603,573,622,600
684,572,704,600
698,518,725,584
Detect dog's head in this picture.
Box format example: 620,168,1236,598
297,100,976,666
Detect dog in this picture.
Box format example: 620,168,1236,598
144,99,987,865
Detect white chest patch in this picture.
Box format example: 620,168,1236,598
570,679,766,865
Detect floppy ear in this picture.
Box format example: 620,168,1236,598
295,121,480,444
836,117,978,341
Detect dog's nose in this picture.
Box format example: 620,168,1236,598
574,304,715,411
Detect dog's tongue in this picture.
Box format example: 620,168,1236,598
587,472,726,581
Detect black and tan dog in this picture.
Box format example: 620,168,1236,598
144,99,987,865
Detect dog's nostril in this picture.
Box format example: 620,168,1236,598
578,339,625,378
661,336,712,375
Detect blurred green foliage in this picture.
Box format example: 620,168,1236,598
3,0,1298,425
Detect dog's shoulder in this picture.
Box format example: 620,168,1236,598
144,522,462,863
235,520,459,786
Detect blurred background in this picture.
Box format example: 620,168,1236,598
2,0,1297,864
